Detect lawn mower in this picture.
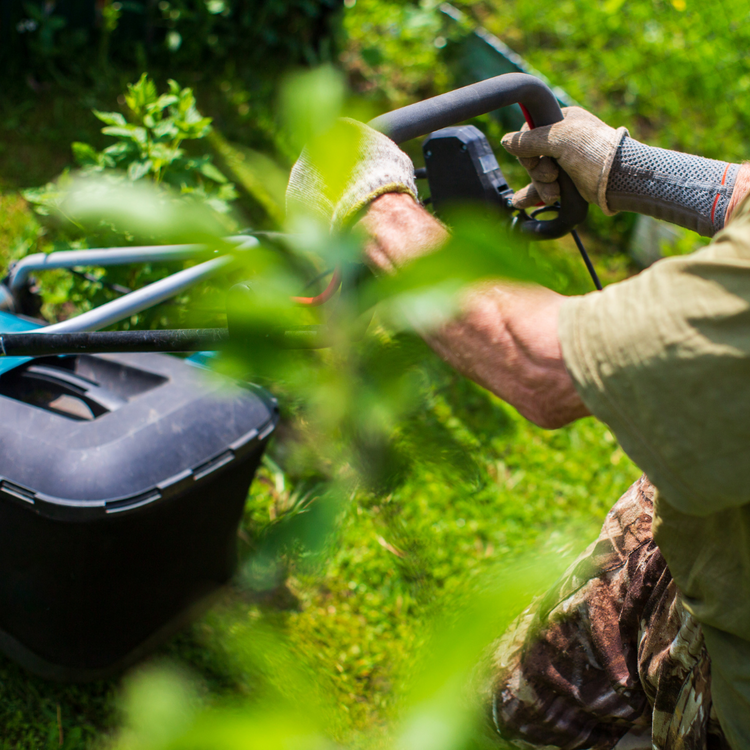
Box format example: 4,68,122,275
0,73,595,681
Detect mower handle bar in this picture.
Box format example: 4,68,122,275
0,77,586,359
368,73,588,239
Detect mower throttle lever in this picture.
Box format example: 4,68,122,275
369,72,588,240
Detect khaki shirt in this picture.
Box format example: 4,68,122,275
559,193,750,750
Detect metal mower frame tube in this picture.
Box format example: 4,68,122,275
8,236,257,334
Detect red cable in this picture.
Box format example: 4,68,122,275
291,267,342,306
519,103,536,130
518,103,545,206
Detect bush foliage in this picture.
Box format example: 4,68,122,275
1,0,341,84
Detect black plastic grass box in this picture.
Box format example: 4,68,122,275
0,352,277,680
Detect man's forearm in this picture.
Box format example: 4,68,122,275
360,194,590,429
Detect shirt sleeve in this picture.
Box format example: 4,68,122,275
558,195,750,517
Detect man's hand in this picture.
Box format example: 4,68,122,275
502,107,750,234
285,118,418,229
501,107,628,214
360,194,590,429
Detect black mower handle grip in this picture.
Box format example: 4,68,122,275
368,73,588,240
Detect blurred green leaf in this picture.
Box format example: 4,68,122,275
93,110,127,128
209,132,287,226
59,177,230,246
280,66,347,152
115,664,200,748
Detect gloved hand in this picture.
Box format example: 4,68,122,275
501,107,628,215
286,118,418,229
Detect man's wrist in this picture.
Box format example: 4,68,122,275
725,163,750,224
359,192,448,274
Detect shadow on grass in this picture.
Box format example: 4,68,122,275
0,585,282,749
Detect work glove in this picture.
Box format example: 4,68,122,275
286,118,418,230
501,107,628,215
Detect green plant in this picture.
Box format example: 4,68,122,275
22,1,67,59
341,0,466,107
2,1,742,747
25,73,237,220
80,74,236,213
21,74,237,326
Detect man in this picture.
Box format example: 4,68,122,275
287,106,750,749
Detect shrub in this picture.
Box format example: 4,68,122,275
21,74,236,326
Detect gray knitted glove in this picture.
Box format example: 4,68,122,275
501,106,628,215
286,118,418,229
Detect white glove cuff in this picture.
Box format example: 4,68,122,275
332,139,418,229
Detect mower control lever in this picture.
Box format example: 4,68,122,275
369,73,588,240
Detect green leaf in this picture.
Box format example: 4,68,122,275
71,142,100,167
178,117,213,139
217,183,238,202
118,664,199,747
176,86,197,116
151,118,180,140
127,160,153,181
280,65,346,151
125,73,158,115
149,143,182,164
152,94,179,112
196,160,228,184
208,131,285,225
93,110,127,127
22,185,57,210
60,176,232,244
102,141,138,161
101,125,148,145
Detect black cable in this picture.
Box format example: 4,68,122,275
529,205,602,291
571,229,602,291
302,268,335,291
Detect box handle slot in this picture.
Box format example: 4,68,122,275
20,364,128,417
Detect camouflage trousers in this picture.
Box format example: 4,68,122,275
489,476,730,750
